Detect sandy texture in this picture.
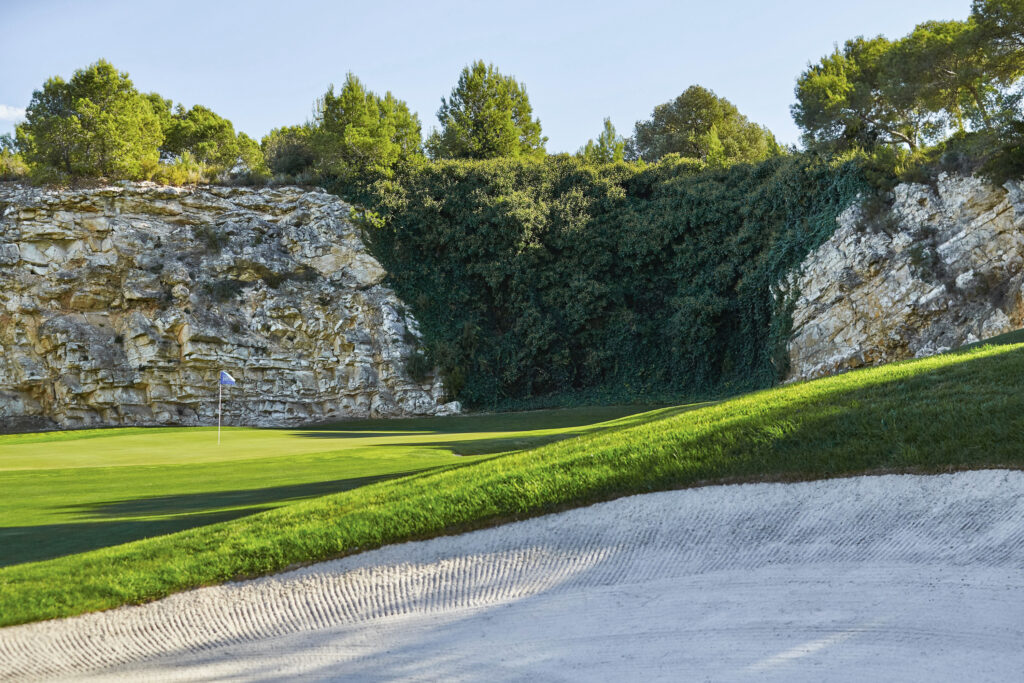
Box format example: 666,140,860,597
2,470,1023,681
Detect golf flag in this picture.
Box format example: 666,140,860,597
217,370,236,445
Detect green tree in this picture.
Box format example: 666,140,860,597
235,132,268,178
628,85,781,164
971,0,1024,125
887,20,1003,133
793,36,928,153
261,124,316,177
163,105,237,171
0,133,28,180
156,103,267,177
577,118,625,163
144,93,174,140
425,61,546,159
313,73,422,187
15,60,162,179
973,0,1024,67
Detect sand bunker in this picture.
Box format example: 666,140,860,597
2,470,1023,681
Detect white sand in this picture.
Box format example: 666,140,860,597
2,470,1023,682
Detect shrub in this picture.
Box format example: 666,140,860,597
149,152,206,186
0,137,28,180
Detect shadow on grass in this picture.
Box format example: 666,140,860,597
1,470,438,567
293,405,704,456
289,431,437,439
0,509,269,568
60,471,432,519
307,405,668,435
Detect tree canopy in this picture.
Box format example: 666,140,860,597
627,85,781,165
312,73,422,187
15,60,162,179
793,1,1024,155
577,118,625,164
12,60,266,182
425,61,546,160
161,104,261,174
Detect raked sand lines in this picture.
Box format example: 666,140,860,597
2,470,1024,681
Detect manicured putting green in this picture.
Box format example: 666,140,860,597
0,405,659,567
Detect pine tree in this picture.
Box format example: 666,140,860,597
578,118,625,163
425,61,546,159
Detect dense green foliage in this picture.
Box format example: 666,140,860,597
2,343,1022,626
15,60,162,180
0,134,28,180
363,153,864,407
312,73,423,190
12,60,265,183
577,118,626,163
425,61,546,160
627,85,782,165
262,124,316,178
159,104,265,176
793,0,1023,181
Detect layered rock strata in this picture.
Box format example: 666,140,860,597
0,182,458,432
786,174,1024,381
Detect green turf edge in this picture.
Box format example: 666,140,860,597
2,343,1024,628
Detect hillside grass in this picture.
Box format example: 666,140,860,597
2,344,1024,627
0,405,655,567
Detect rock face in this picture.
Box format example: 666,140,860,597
786,174,1024,381
0,182,459,432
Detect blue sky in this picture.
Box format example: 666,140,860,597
2,0,972,152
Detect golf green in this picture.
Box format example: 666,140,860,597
0,406,655,567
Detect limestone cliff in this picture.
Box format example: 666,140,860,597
0,182,459,432
786,174,1024,381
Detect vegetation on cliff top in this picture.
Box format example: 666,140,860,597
1,1,1021,410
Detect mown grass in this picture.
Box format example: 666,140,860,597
0,405,654,567
2,344,1024,627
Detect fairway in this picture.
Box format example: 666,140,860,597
0,406,658,567
3,343,1024,629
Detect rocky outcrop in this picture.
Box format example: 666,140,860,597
786,174,1024,381
0,182,459,432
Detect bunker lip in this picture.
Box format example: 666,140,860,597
2,469,1023,681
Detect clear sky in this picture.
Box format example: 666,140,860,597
1,0,973,152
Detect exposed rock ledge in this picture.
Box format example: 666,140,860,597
786,174,1024,381
0,182,459,432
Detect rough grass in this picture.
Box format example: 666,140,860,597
2,344,1024,627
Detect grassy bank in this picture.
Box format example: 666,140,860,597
2,344,1024,626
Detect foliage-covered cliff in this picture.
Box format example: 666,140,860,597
363,155,866,407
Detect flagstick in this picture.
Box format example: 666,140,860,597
218,381,222,445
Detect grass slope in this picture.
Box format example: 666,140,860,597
3,344,1024,627
0,406,652,567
